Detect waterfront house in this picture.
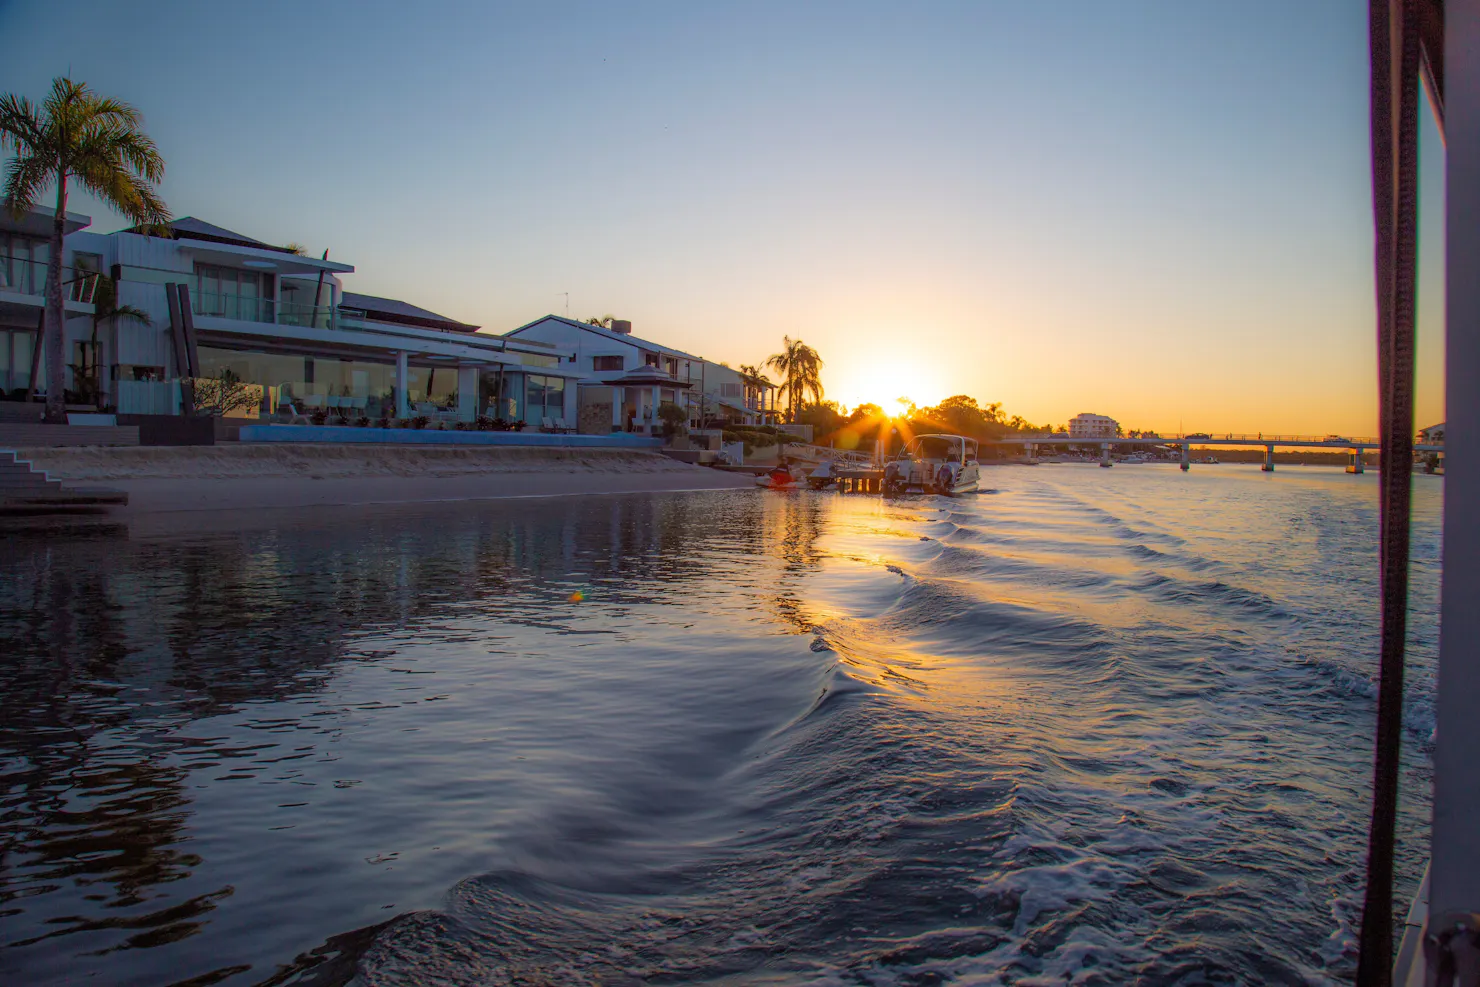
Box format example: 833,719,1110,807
505,315,777,433
1068,412,1120,440
12,210,583,426
1418,422,1444,444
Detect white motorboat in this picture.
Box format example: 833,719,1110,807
883,434,981,496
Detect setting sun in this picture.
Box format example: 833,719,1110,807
830,354,946,417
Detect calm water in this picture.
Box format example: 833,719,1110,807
0,465,1440,986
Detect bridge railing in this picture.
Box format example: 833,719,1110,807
995,432,1383,445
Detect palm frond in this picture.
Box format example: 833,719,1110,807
83,95,144,131
0,93,46,153
110,304,152,327
2,153,53,219
72,147,170,226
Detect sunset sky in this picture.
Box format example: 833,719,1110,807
0,0,1446,434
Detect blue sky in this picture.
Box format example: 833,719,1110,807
0,0,1445,433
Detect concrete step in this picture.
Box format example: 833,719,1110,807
0,423,139,447
0,502,116,517
0,452,128,527
0,487,126,506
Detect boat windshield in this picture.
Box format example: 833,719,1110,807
906,435,967,462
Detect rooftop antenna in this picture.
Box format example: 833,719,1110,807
559,292,569,318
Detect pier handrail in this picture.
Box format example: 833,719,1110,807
781,441,874,464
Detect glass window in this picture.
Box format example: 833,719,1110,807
478,369,521,420
194,264,270,322
525,376,547,422
13,332,34,390
592,356,622,372
520,374,565,423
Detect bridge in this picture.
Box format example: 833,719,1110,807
984,433,1444,472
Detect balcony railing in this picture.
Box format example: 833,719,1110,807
192,292,337,330
0,257,99,303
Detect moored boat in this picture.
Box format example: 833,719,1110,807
882,434,981,496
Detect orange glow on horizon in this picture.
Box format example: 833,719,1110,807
829,355,946,417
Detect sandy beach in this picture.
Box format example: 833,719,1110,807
12,444,754,514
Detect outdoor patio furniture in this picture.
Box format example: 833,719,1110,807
281,402,312,425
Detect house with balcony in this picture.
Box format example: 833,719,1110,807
504,315,776,434
41,216,582,426
0,206,100,400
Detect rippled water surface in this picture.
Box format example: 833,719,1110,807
1,465,1440,985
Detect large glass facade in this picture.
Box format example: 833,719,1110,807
477,370,522,420
523,374,566,424
196,346,398,418
405,364,458,413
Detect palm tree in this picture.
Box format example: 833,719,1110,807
764,337,824,421
0,77,169,422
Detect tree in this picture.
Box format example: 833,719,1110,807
190,368,261,418
793,399,847,438
0,77,169,422
585,314,615,327
764,336,824,421
656,400,687,439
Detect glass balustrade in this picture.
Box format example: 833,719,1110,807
191,291,346,329
275,299,337,330
0,257,99,302
192,291,277,324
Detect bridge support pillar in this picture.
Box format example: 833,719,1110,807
1026,442,1036,463
1180,442,1190,471
1262,444,1275,472
1099,442,1111,467
1346,448,1365,474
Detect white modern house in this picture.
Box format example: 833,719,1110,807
1068,412,1120,440
505,315,777,434
6,211,584,426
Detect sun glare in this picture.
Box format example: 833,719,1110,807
834,359,944,418
885,396,913,419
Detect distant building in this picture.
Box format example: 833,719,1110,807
1419,422,1445,444
1069,412,1119,440
505,316,777,434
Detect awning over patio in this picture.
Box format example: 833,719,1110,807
606,368,693,388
